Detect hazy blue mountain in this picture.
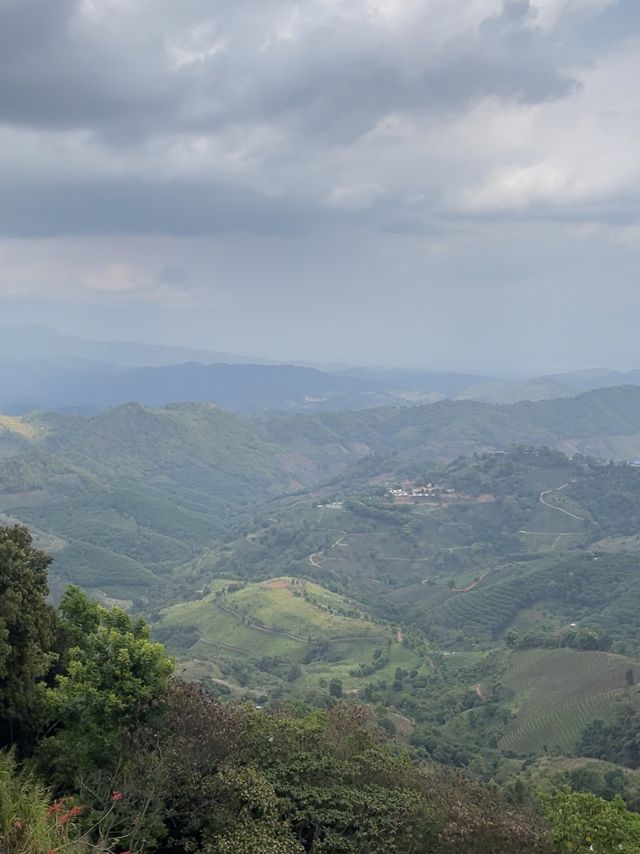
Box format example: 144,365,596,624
105,362,402,411
332,366,494,397
0,360,401,414
0,325,272,367
457,376,575,404
4,326,640,415
542,368,640,392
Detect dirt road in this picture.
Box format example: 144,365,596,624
539,484,584,521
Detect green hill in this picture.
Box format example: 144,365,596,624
5,399,640,794
155,577,419,695
264,385,640,463
3,388,640,602
0,404,294,598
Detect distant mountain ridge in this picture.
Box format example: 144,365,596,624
0,325,272,367
0,359,405,415
3,325,640,415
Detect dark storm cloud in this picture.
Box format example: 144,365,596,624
0,0,636,252
0,0,574,143
0,0,182,137
0,0,595,237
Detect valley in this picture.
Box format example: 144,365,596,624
3,388,640,805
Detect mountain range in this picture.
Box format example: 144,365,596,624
3,326,640,415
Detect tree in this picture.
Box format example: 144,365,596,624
36,588,173,786
540,787,640,852
202,767,304,854
0,525,57,749
329,678,343,698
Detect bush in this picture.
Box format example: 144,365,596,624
0,750,85,854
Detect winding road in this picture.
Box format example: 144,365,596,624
539,484,584,521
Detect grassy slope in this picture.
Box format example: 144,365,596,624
156,577,418,694
160,579,387,649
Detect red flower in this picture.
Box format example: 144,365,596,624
47,802,62,816
58,813,71,826
68,806,82,818
111,790,123,802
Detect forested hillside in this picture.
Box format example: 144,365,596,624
2,387,640,601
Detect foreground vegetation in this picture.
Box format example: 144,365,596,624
5,524,640,852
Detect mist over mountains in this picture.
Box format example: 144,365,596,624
2,326,640,415
0,325,270,367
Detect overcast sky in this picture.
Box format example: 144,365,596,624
1,0,639,371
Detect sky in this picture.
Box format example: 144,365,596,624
1,0,640,372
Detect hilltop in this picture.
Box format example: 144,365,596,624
156,576,418,699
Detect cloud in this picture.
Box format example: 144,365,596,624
0,176,322,237
1,0,640,373
327,184,387,211
82,263,151,294
0,0,612,239
532,0,615,28
0,0,577,140
446,38,640,215
158,265,191,286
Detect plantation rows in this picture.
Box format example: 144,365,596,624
500,650,631,754
425,553,640,642
501,688,626,755
504,649,626,687
427,570,550,637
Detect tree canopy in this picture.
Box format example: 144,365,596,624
0,525,57,747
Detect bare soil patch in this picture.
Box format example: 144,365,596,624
261,577,290,590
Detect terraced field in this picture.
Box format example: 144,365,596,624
157,576,393,670
500,648,637,755
428,562,544,638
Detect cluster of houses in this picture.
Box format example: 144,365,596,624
387,482,456,502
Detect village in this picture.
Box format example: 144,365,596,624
315,482,496,513
387,481,495,506
387,481,456,503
